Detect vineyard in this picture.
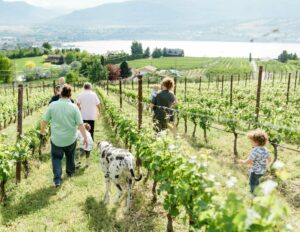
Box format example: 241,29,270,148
1,65,300,231
99,69,300,230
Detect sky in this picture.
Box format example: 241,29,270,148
4,0,127,10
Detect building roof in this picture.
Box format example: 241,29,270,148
138,65,157,73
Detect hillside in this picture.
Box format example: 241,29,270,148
52,0,300,26
1,0,300,42
0,0,61,25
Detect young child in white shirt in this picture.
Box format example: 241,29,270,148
149,85,161,102
77,123,94,168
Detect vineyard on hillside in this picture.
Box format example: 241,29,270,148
96,67,300,230
1,62,300,231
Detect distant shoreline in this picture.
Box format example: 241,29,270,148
63,40,300,59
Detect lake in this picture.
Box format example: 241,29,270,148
64,40,300,59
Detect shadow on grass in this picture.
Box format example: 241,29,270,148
182,133,215,150
84,190,160,232
0,186,57,224
84,196,119,231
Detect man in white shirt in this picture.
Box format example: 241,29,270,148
77,82,101,139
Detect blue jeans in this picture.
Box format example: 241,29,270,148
51,140,76,185
249,172,263,193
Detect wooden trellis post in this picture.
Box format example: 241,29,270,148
199,76,202,93
53,80,56,95
286,73,291,105
137,74,143,172
221,75,224,96
119,76,123,108
131,78,134,90
106,79,109,95
184,76,187,101
294,71,298,91
230,75,233,106
255,66,263,122
174,76,177,95
16,84,23,184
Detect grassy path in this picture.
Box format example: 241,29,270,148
0,105,187,231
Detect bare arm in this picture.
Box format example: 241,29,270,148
40,120,47,135
172,100,177,107
78,124,88,148
239,159,254,165
267,156,272,163
77,102,81,110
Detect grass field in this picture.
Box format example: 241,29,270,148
103,89,300,229
1,84,300,230
257,59,299,73
127,57,217,70
0,97,187,231
14,56,46,72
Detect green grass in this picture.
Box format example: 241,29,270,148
127,57,253,78
0,98,187,231
14,56,46,72
2,82,300,231
257,59,299,73
127,57,216,70
109,87,300,229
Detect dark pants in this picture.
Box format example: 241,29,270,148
79,148,91,158
84,120,95,139
249,172,263,193
51,141,76,185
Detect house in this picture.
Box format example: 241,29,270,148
137,65,157,75
44,55,64,65
159,70,181,76
0,36,17,50
164,48,184,57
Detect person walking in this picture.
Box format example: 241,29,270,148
41,84,88,187
76,123,94,168
151,77,176,132
77,82,101,139
58,77,66,88
49,85,61,105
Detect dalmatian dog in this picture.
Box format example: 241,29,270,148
98,141,142,212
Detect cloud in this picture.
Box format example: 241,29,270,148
4,0,127,10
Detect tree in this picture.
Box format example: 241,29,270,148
101,56,105,65
107,64,121,81
163,47,167,57
278,50,298,63
152,48,163,58
120,61,132,78
59,64,70,77
25,61,36,69
42,42,52,50
66,71,79,83
278,50,289,63
86,56,108,83
70,61,82,72
144,47,150,58
292,53,298,60
0,55,13,83
65,52,76,65
131,41,143,58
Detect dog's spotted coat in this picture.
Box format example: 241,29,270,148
98,141,142,212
